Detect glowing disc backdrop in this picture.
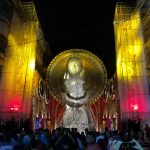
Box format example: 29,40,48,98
46,49,107,105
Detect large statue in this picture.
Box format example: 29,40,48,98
62,57,94,132
46,49,107,132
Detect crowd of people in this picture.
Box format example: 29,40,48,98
0,119,150,150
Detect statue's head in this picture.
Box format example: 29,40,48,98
67,57,83,75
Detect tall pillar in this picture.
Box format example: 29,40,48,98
0,9,37,121
114,4,150,121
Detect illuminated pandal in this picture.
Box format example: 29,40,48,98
114,3,150,120
0,18,37,121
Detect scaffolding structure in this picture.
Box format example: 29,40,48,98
114,3,150,121
0,1,39,122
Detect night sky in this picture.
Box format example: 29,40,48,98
34,0,119,78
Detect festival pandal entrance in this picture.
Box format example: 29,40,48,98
46,49,107,132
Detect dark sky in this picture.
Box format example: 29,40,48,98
34,0,118,78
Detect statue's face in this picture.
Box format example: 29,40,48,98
68,59,82,75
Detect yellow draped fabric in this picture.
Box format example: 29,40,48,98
0,12,38,121
114,4,150,120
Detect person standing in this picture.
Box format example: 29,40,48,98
85,132,102,150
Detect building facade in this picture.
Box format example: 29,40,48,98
114,1,150,122
0,0,48,125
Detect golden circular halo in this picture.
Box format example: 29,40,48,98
46,49,107,105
